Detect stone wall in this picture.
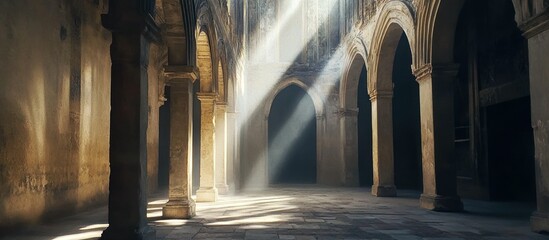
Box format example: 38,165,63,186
0,0,111,229
0,0,165,229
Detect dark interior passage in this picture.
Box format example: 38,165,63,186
268,85,317,184
487,97,536,202
357,66,373,187
453,0,535,202
158,87,171,189
392,35,423,191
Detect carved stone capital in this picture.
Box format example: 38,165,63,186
413,64,459,83
337,108,359,118
196,92,217,102
102,13,161,43
164,65,199,84
369,90,393,101
520,9,549,38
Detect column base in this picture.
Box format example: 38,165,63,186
420,194,463,212
216,184,230,195
101,225,155,240
531,211,549,233
196,187,218,202
371,185,397,197
162,200,196,219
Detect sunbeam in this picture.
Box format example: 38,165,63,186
238,0,339,188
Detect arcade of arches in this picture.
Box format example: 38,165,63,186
1,0,549,239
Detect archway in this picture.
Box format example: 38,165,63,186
341,51,372,187
453,0,535,202
392,35,422,191
368,1,417,197
357,66,373,187
268,85,317,184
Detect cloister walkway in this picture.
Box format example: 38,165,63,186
2,186,547,240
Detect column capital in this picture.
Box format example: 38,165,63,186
369,90,393,101
337,108,359,118
216,102,228,107
519,9,549,38
413,64,460,83
164,65,199,84
101,13,161,43
197,92,217,102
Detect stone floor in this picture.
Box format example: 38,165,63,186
2,186,548,240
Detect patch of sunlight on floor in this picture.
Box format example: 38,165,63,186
148,199,168,205
147,210,163,218
154,219,192,227
207,214,290,226
78,224,108,231
51,231,102,240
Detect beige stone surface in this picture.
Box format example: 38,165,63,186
0,0,111,228
197,93,218,202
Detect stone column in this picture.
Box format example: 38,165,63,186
370,90,397,197
518,7,549,233
162,66,198,219
414,64,463,212
339,108,360,187
226,111,238,192
196,93,218,202
215,103,229,194
100,3,159,239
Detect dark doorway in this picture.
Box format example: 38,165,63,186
392,35,423,191
453,0,535,202
158,87,171,189
357,66,373,187
268,85,317,184
487,97,535,201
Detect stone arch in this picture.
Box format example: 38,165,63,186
196,30,216,93
264,79,324,184
340,37,368,110
217,59,226,103
264,79,324,118
415,0,465,68
339,38,370,187
368,1,416,94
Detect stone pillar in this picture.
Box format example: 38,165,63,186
370,91,397,197
162,66,198,219
196,93,218,202
414,64,463,212
100,3,159,239
215,103,229,194
226,111,238,192
518,8,549,233
339,108,360,187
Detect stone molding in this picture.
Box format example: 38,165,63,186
413,63,459,83
369,90,393,101
520,9,549,38
197,92,218,102
337,108,359,118
164,65,199,84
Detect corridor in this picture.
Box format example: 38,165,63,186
3,187,545,240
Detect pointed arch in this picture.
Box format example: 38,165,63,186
340,37,368,110
264,79,324,118
368,1,416,94
197,30,215,93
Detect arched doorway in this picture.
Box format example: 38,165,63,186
357,66,373,187
392,35,422,191
268,85,317,184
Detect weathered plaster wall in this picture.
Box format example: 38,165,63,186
0,0,111,229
